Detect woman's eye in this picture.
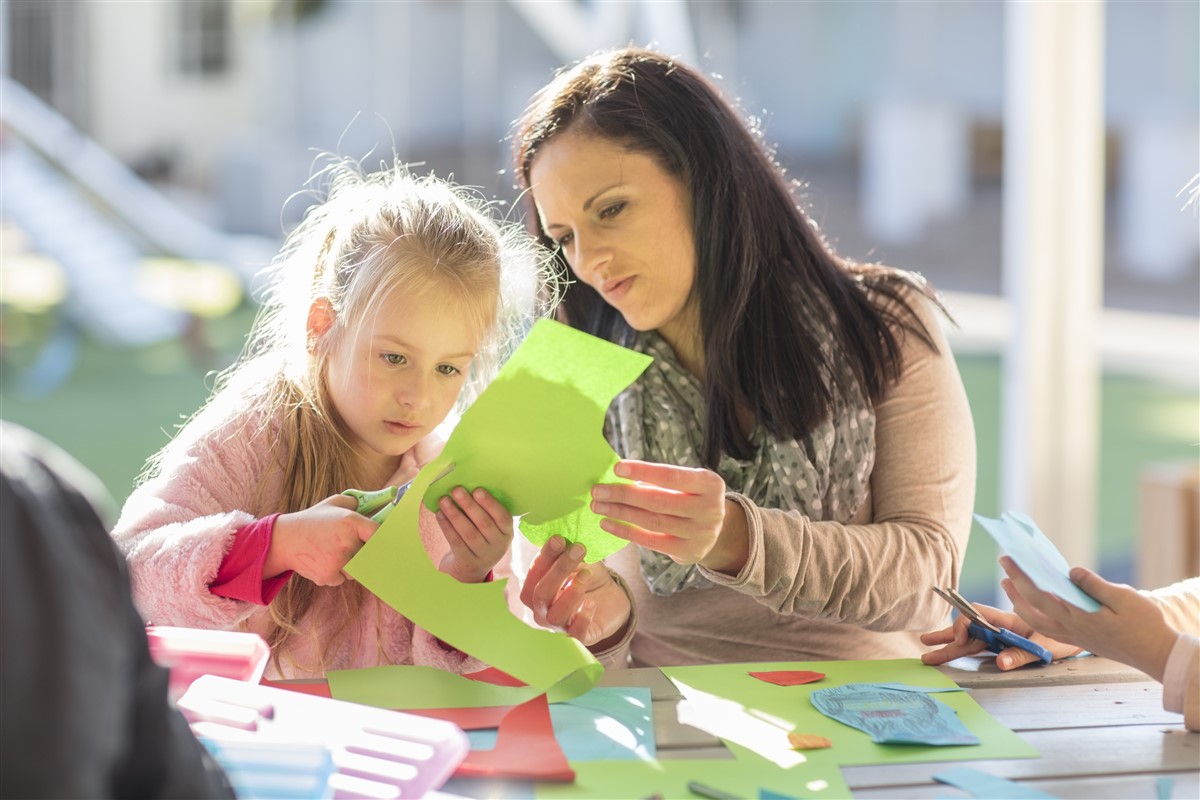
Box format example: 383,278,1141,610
598,201,625,220
383,353,406,366
436,364,461,376
555,231,574,248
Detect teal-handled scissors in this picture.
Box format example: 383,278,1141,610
932,586,1054,665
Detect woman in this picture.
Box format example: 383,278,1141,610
513,47,976,667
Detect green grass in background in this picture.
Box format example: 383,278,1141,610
2,307,1196,604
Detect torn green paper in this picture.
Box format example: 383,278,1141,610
343,459,601,701
425,319,653,562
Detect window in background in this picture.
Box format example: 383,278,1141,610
179,0,231,77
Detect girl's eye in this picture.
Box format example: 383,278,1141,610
436,364,462,376
383,353,406,366
554,231,574,249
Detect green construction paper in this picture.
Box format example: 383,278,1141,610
327,665,542,709
661,659,1037,767
533,755,850,800
424,319,652,563
343,455,602,701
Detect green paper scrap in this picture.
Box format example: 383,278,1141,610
328,665,543,709
425,319,653,562
974,511,1101,612
533,756,849,800
660,659,1037,767
343,457,601,702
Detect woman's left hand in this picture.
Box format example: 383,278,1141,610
590,459,747,574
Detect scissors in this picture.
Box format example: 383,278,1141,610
343,481,413,523
932,586,1054,665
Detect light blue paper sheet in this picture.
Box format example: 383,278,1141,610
973,511,1101,611
810,684,980,746
933,766,1059,798
466,687,655,762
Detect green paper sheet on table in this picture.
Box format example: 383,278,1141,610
533,755,850,800
342,319,652,702
661,659,1037,767
426,317,653,562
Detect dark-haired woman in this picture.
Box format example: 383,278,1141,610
514,47,976,668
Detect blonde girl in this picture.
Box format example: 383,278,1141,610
113,159,554,678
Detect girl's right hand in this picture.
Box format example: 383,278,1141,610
520,536,631,648
265,494,378,586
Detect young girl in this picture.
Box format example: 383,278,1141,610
112,160,554,679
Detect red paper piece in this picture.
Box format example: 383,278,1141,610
462,666,526,687
748,670,826,686
454,694,574,782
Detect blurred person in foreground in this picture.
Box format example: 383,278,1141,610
0,421,233,798
922,555,1198,732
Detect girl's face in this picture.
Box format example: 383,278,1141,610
530,130,700,358
323,284,482,475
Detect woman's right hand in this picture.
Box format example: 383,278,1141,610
265,494,378,586
520,536,631,648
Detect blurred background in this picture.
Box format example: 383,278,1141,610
1,0,1196,604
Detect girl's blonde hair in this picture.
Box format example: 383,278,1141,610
162,157,555,673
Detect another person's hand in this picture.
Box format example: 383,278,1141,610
920,602,1081,669
520,536,631,648
1000,556,1179,681
266,494,377,585
590,460,747,574
435,487,514,583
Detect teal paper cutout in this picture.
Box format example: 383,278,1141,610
974,511,1102,611
810,684,980,746
425,319,653,562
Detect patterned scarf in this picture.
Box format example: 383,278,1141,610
607,323,876,596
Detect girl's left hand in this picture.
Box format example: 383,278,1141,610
435,486,514,583
590,460,747,574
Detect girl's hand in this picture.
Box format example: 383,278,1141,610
435,487,514,583
920,602,1081,669
520,536,632,648
1000,557,1178,681
266,494,377,586
590,460,747,575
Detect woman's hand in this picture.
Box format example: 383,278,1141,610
590,460,747,575
266,494,377,586
520,536,632,648
920,602,1081,669
436,487,514,583
1000,557,1178,681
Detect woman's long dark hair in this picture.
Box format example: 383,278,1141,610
514,47,940,467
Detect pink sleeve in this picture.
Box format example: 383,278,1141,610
209,514,292,605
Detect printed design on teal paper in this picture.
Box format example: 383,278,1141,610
810,683,980,746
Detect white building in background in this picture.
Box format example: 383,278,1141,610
2,0,1197,277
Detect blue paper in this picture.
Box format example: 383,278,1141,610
974,512,1102,611
466,687,655,762
810,684,979,746
933,766,1059,798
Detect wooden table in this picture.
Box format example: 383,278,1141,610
585,656,1199,799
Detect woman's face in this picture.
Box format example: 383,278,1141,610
529,130,699,353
